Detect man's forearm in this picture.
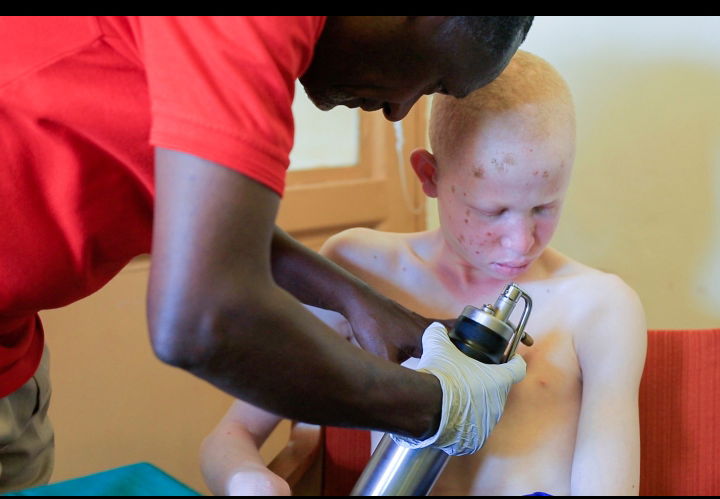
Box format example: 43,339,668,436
150,150,440,440
183,281,442,439
270,226,370,315
270,226,434,361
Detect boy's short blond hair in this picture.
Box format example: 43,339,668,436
429,50,575,163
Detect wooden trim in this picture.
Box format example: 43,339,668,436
278,179,389,233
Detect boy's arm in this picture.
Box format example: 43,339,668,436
570,276,647,496
200,400,289,496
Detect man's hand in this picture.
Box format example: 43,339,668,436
342,287,533,363
342,288,455,363
392,322,526,455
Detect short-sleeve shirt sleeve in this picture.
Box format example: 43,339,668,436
140,16,326,195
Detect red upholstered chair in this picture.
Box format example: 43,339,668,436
638,329,720,496
274,329,720,495
321,424,371,495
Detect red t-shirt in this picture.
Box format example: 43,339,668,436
0,16,326,397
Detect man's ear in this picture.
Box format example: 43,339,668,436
410,148,439,198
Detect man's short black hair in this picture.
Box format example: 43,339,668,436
454,16,535,54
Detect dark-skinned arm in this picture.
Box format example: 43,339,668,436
270,227,439,361
147,148,441,438
270,225,532,358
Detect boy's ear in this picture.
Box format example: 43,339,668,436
410,148,439,198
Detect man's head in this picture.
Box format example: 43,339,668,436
411,50,576,281
299,16,534,122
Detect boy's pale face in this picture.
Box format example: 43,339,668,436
435,113,574,281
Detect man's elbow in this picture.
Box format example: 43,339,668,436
147,292,249,370
147,305,215,369
146,271,274,370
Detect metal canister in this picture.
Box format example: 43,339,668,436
350,283,532,496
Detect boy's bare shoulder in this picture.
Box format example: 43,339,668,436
542,248,646,342
544,247,633,288
320,227,415,271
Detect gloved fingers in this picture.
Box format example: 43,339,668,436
421,321,452,351
502,354,527,383
421,323,527,385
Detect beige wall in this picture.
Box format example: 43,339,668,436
428,16,720,329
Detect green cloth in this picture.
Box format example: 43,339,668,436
4,462,201,496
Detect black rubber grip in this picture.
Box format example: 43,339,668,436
448,317,506,365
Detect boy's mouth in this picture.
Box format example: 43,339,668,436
491,261,531,276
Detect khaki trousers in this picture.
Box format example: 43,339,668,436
0,346,54,493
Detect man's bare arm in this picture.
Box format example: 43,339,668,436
271,227,450,360
147,148,441,438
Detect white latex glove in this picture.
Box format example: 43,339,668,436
392,322,526,456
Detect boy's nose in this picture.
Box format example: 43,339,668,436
500,226,535,255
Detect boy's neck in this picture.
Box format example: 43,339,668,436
426,231,505,300
426,229,545,303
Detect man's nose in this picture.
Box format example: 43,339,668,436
383,97,421,122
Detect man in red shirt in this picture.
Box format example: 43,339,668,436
0,16,533,491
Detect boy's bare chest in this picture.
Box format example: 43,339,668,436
372,269,583,495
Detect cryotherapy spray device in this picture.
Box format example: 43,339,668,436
350,283,533,496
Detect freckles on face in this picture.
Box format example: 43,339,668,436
452,222,497,263
486,153,517,175
449,206,497,257
443,181,493,250
490,158,505,174
532,169,550,178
